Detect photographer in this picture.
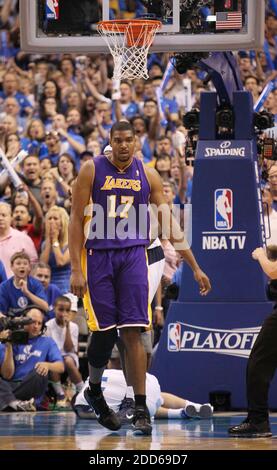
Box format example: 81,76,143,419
229,245,277,437
0,307,64,412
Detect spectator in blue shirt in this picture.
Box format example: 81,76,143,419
40,206,71,294
0,261,7,285
31,262,62,322
0,251,48,316
51,114,86,170
0,72,33,117
0,308,64,412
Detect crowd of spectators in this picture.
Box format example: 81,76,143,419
0,0,276,410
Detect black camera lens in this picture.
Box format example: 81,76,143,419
173,52,209,75
254,111,275,131
216,108,234,129
183,110,200,130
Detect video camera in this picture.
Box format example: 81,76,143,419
257,136,277,162
0,316,33,345
182,110,200,164
173,51,210,75
254,111,275,132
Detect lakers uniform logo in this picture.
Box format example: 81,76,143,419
101,176,141,192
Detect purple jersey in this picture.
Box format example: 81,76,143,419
85,156,150,249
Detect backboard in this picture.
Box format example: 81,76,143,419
20,0,265,54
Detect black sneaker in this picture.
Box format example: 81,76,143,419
132,406,152,436
117,397,135,424
84,388,121,431
228,419,272,438
71,393,95,420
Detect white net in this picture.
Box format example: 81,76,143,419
97,20,162,81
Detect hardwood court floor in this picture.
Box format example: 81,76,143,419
0,412,277,450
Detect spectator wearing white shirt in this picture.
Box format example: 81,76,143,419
46,296,84,406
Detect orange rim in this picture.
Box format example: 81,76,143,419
98,19,162,47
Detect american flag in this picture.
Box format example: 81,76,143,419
216,12,243,30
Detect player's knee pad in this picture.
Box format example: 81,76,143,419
87,328,118,368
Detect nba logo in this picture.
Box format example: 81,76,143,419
215,189,233,230
168,323,181,351
46,0,59,20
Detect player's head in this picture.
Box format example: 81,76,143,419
110,121,135,164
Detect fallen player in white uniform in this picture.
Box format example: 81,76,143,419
72,369,213,422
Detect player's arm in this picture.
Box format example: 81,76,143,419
69,160,95,297
145,166,211,296
252,248,277,279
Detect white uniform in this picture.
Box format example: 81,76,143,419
147,238,165,302
75,369,164,418
110,237,165,358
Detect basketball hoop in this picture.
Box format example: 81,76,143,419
97,19,162,81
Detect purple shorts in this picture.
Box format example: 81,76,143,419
82,246,151,331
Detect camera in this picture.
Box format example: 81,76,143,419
183,109,200,130
183,110,200,164
216,106,234,130
254,111,275,131
0,316,33,345
173,51,209,75
257,137,277,161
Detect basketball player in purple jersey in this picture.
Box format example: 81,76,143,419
69,121,211,435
